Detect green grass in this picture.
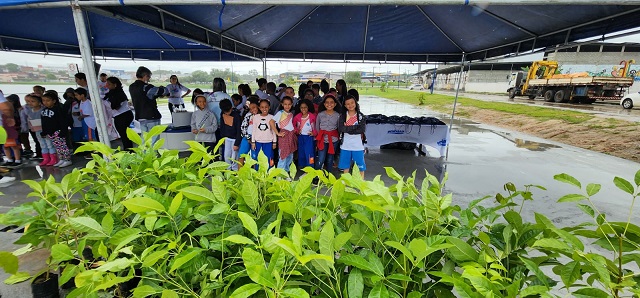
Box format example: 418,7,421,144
360,88,594,124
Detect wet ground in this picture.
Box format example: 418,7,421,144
1,95,639,227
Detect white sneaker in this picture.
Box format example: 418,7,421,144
0,176,16,184
52,160,65,167
57,160,72,168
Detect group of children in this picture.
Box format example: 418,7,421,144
191,82,367,177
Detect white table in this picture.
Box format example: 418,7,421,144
365,123,449,156
159,130,195,151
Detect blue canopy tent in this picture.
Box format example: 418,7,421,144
2,0,640,150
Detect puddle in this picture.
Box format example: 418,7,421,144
493,131,562,151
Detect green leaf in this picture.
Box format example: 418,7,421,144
292,221,303,255
446,237,478,262
224,235,255,245
330,180,345,208
572,287,610,298
282,288,310,298
180,186,216,202
3,272,30,284
519,257,549,288
554,173,581,188
560,261,581,288
385,241,414,264
132,285,160,297
68,217,108,238
142,250,169,268
242,248,277,288
229,283,262,298
237,211,259,238
51,244,75,263
161,289,179,298
334,232,352,250
297,254,333,265
101,213,114,236
519,285,549,297
319,222,335,257
577,204,595,217
0,252,19,274
123,197,165,213
338,255,381,276
557,194,588,203
109,228,141,254
613,176,635,195
586,183,601,196
168,193,183,216
532,238,571,252
126,128,142,146
59,264,79,287
170,249,201,272
384,167,403,181
96,258,134,272
367,282,388,298
347,268,364,298
635,169,640,186
241,180,259,211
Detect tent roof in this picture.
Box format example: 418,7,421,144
2,1,640,63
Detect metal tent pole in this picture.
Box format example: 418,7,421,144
72,5,111,148
263,59,267,79
445,54,465,161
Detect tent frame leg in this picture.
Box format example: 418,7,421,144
445,54,465,161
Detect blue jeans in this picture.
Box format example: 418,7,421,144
297,135,315,170
35,130,55,154
315,142,338,173
277,153,293,172
139,119,161,145
251,142,274,170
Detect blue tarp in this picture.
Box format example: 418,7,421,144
1,2,640,62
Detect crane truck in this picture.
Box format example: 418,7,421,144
507,60,635,109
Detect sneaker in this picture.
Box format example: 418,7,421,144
57,160,72,168
52,160,65,167
0,176,16,184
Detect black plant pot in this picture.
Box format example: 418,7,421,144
31,273,60,298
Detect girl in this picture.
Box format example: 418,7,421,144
70,91,84,150
236,84,251,113
25,94,56,166
75,88,97,143
293,99,316,169
251,99,277,168
336,79,348,105
274,96,297,172
219,98,242,170
191,94,218,153
167,75,191,113
20,94,42,158
315,95,341,173
237,97,259,167
104,77,135,150
0,94,21,167
338,95,367,178
255,78,268,100
41,91,72,168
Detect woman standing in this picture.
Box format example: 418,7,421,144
104,77,135,150
167,75,191,113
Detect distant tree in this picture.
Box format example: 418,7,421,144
345,71,362,86
5,63,19,72
248,69,259,77
190,70,210,83
283,76,297,86
46,73,56,80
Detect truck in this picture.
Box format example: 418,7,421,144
507,60,635,109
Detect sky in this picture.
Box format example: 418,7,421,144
1,31,639,77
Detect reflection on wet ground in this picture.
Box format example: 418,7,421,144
493,131,562,151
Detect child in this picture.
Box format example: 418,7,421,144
70,93,84,150
191,94,218,153
338,95,366,178
274,96,297,172
76,88,98,144
0,93,21,167
167,75,191,113
293,99,316,169
237,97,259,167
25,94,56,166
41,91,72,168
315,95,340,173
219,98,242,170
251,99,277,168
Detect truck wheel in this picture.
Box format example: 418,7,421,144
621,98,633,109
528,94,536,100
554,90,567,103
544,90,555,102
508,89,516,99
580,98,596,104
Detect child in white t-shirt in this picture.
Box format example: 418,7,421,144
337,95,366,178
